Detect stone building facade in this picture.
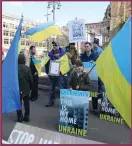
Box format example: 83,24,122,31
110,1,131,40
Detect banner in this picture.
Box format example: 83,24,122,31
100,92,124,125
59,89,89,137
83,62,98,100
8,123,104,144
68,19,86,43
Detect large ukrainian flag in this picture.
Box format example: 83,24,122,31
24,22,62,42
2,16,23,114
96,17,131,127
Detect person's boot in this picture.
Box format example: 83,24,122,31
45,102,54,107
23,116,30,122
30,97,38,101
17,115,23,123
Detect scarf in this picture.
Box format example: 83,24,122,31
48,48,65,60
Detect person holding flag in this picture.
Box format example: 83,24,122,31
29,45,39,101
44,41,70,107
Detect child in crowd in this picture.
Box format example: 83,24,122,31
68,60,91,91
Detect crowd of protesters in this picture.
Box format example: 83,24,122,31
2,40,103,122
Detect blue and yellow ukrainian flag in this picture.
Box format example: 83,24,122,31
96,17,131,127
31,56,42,75
2,15,23,114
41,54,70,75
24,22,62,42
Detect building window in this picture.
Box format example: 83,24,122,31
26,41,29,46
21,34,25,39
4,30,9,36
3,22,8,28
3,22,5,27
21,41,25,45
10,39,13,44
35,42,38,46
43,43,46,47
39,43,42,47
10,23,15,29
10,31,15,37
4,39,9,44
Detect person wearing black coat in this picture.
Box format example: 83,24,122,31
29,46,39,101
17,53,33,122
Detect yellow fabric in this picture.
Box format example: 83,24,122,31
41,56,50,66
41,54,70,75
18,40,23,54
29,26,62,42
35,63,42,76
58,54,70,75
96,43,131,127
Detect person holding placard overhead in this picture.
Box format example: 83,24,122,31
44,41,70,107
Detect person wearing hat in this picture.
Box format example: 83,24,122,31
93,38,103,56
45,41,69,107
68,59,91,91
66,42,79,65
17,53,33,122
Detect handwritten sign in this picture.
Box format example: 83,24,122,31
8,123,104,144
68,19,86,43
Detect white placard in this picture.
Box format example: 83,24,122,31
68,19,86,43
49,60,60,76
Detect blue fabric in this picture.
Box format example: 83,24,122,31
111,17,131,85
80,51,99,62
24,21,54,35
93,47,103,56
31,56,41,64
2,16,23,114
48,48,66,60
45,48,66,74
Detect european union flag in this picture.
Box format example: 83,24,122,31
2,16,23,114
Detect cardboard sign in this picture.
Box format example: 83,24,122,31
68,19,86,43
59,89,89,137
8,123,104,144
100,92,124,125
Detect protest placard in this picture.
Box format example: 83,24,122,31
59,89,89,137
100,92,124,124
68,19,86,43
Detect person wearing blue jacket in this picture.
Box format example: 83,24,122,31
80,42,99,62
93,40,103,56
80,42,101,113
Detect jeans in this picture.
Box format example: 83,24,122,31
48,75,67,104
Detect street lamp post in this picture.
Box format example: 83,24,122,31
47,1,62,42
44,8,51,54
